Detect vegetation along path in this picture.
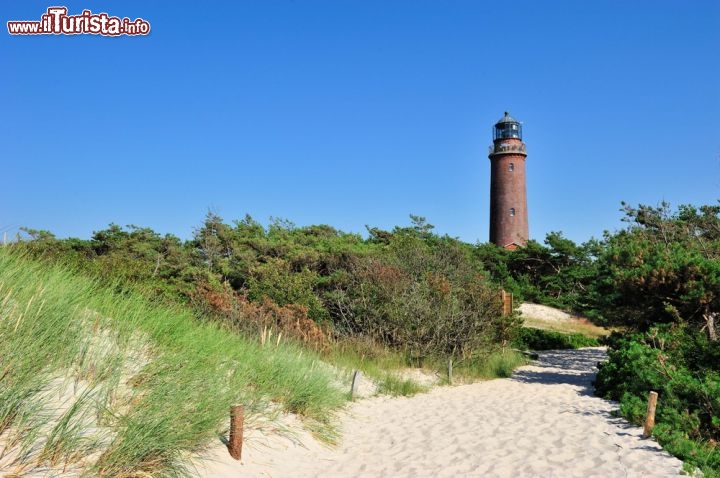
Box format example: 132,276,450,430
201,347,685,477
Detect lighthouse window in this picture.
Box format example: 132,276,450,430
510,208,516,216
509,163,515,172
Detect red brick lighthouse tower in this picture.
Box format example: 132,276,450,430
489,112,529,249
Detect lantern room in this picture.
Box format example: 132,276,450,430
493,111,522,141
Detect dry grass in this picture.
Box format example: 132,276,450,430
521,313,612,338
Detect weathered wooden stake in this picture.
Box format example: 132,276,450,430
350,370,362,399
448,358,453,385
500,289,513,317
642,391,659,438
228,405,244,460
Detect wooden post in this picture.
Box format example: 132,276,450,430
500,290,513,317
642,391,659,438
350,370,362,399
228,405,244,460
448,358,453,385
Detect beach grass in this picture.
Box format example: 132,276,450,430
0,249,346,476
376,374,427,396
444,350,528,381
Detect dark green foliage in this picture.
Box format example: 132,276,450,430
590,202,720,335
590,201,720,475
247,257,328,321
595,325,720,474
18,224,192,301
512,327,599,351
475,232,599,313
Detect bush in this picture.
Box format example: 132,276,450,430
191,280,328,349
595,325,720,475
247,257,328,322
13,215,520,367
328,251,513,362
513,327,599,351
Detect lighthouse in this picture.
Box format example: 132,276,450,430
489,112,529,249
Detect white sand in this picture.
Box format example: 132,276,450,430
519,303,577,323
196,348,685,477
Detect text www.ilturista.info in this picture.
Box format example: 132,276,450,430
7,7,150,36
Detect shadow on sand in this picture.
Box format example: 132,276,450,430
509,347,682,468
510,347,608,397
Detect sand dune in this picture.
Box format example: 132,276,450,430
197,347,684,477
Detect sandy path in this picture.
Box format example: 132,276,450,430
198,348,684,477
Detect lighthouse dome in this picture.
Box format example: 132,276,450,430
493,112,522,140
495,111,518,125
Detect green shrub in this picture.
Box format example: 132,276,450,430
247,257,328,322
512,327,599,350
595,325,720,475
330,254,513,361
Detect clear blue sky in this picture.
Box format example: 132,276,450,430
3,1,719,245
